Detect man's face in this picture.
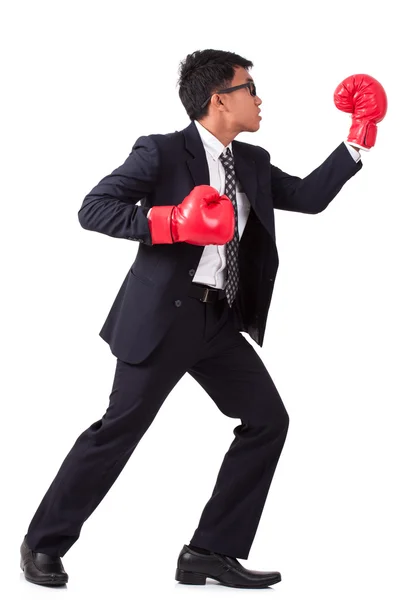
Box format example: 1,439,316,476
215,66,262,133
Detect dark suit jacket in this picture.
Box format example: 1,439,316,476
78,120,363,364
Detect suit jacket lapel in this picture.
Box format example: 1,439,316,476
231,141,257,209
232,142,274,241
183,121,210,187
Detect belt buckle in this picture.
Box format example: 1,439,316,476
200,287,211,303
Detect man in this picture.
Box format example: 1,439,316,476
21,49,382,589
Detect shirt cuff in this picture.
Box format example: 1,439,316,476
343,141,362,162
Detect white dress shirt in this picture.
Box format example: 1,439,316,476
147,121,361,290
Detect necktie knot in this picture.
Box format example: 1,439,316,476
220,147,233,163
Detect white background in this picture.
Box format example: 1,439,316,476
2,0,399,598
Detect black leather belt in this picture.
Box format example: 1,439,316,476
189,283,226,303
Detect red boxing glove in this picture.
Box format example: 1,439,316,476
333,74,388,150
148,185,235,245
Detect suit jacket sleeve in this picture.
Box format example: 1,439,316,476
77,135,160,245
268,142,363,214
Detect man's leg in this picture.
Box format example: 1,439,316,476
187,309,290,560
25,294,209,558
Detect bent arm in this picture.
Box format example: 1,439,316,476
78,135,160,244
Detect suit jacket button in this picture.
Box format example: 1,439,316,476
189,269,195,276
174,300,182,307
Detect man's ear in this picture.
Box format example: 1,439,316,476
213,94,225,110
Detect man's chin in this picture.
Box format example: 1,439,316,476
248,122,261,132
238,121,261,134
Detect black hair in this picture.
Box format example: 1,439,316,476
177,49,253,121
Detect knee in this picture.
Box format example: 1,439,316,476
266,405,290,436
249,406,289,436
281,409,290,433
272,406,289,435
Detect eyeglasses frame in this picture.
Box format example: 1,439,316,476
200,81,257,110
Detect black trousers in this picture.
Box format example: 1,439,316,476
26,287,289,560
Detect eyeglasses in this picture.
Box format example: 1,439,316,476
200,81,257,110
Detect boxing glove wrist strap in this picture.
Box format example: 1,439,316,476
348,119,376,150
148,205,175,244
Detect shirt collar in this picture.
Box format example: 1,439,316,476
194,119,233,161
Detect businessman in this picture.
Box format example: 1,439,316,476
20,50,386,589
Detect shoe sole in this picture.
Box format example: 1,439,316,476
175,568,281,588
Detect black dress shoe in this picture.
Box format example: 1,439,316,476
175,544,281,588
20,535,69,586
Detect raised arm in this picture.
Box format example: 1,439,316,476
268,142,363,214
